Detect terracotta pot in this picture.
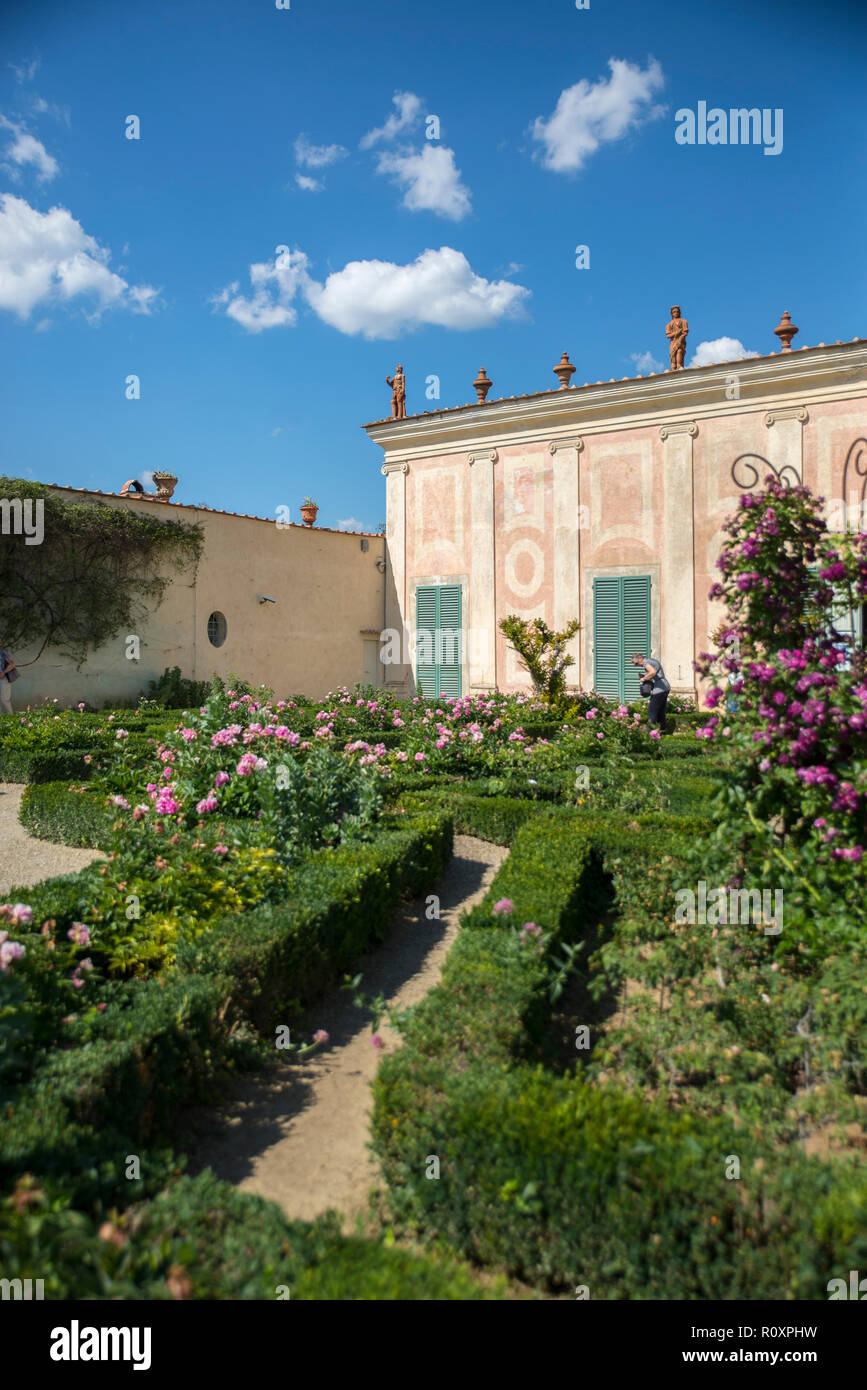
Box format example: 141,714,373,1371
300,505,318,527
154,475,178,501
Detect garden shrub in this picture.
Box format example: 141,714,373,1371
372,801,867,1296
183,810,452,1032
0,1170,499,1300
398,789,540,844
375,1056,866,1296
0,812,453,1184
144,665,211,709
19,781,114,847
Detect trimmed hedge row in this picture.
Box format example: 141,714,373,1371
371,806,867,1297
183,810,453,1033
19,780,115,847
0,731,164,784
0,1169,503,1300
0,745,101,783
1,811,453,1199
396,789,540,845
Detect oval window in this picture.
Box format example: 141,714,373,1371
207,611,227,647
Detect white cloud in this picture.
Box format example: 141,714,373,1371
689,337,760,367
9,59,40,84
374,144,471,221
32,95,70,125
630,349,664,373
0,116,58,181
295,173,323,193
0,194,158,322
213,244,529,340
210,247,310,332
531,58,665,173
305,245,528,340
294,133,348,169
360,91,423,148
270,426,284,437
337,517,364,531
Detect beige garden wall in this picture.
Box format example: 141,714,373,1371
11,489,386,709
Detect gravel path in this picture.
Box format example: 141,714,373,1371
188,834,507,1230
0,782,103,896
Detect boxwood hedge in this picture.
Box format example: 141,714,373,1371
371,803,867,1298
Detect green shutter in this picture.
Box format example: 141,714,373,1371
593,575,651,700
437,585,463,698
593,578,622,699
415,584,462,699
415,586,438,697
622,575,651,701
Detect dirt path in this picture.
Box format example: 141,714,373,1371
189,834,507,1229
0,782,103,897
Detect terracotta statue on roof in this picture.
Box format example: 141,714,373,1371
386,364,406,419
665,306,689,371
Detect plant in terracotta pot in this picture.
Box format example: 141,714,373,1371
300,495,319,526
152,470,178,501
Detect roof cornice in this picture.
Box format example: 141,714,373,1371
364,340,867,461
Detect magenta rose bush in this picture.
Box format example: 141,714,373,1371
695,478,866,955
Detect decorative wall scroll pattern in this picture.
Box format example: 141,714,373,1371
381,461,409,475
841,437,867,525
730,454,800,490
466,449,498,465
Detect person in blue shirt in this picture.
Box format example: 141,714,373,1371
631,652,671,732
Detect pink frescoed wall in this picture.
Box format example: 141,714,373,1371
494,444,554,689
372,343,867,701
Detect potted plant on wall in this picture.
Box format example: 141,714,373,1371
300,495,319,526
152,470,178,501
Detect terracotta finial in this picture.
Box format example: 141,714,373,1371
665,305,689,371
473,368,493,403
774,310,799,352
553,351,576,389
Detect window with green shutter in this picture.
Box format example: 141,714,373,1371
415,584,463,698
592,575,651,701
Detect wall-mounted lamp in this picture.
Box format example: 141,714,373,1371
259,595,277,604
375,558,387,573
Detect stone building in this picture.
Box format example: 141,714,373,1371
366,328,867,703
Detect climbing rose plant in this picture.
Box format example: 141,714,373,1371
695,478,867,954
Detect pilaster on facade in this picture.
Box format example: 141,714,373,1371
549,436,584,683
659,421,697,693
763,405,808,483
659,421,699,439
468,450,498,688
380,460,409,688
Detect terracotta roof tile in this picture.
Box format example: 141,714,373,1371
45,485,380,537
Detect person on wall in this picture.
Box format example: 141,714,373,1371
631,651,671,732
0,644,19,715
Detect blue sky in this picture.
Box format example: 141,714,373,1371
1,0,864,531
